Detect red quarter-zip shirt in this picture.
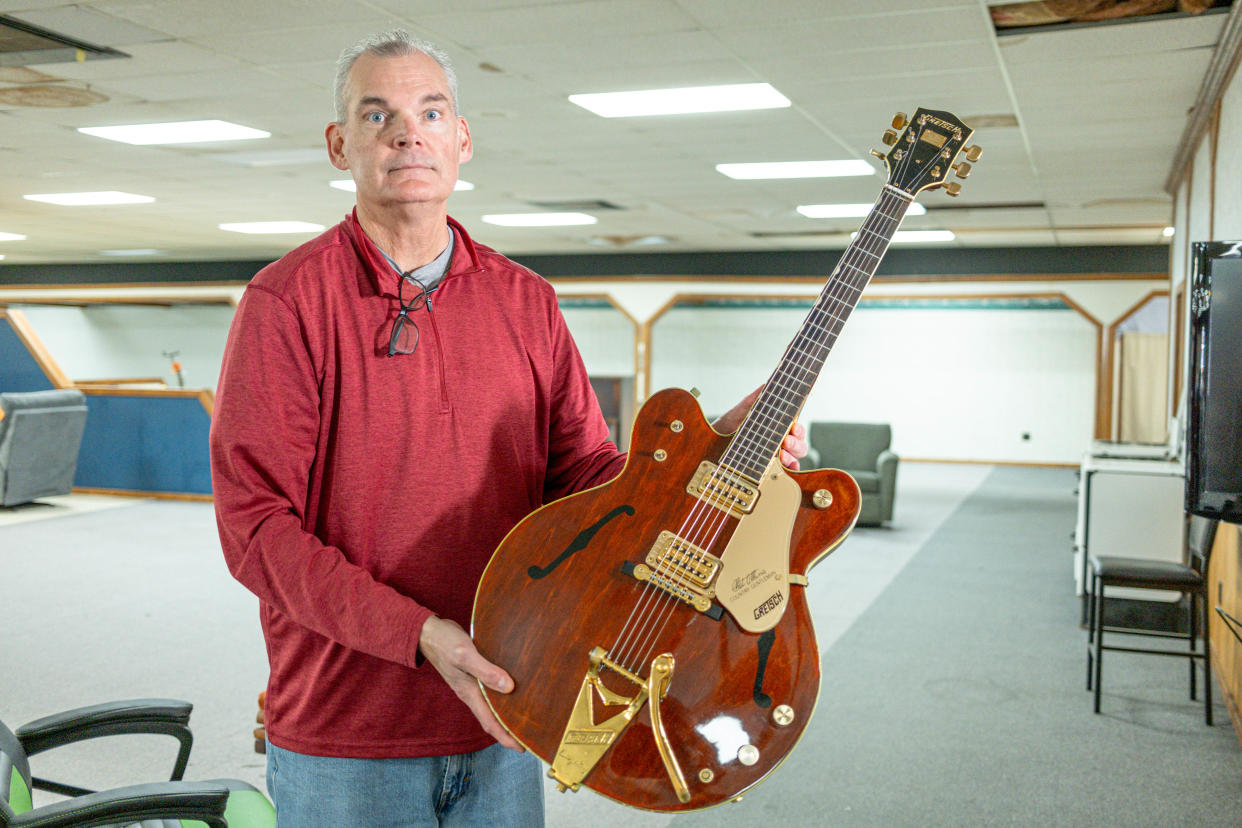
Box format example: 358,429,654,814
211,211,625,757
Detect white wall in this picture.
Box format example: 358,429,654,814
17,303,235,391
649,301,1097,464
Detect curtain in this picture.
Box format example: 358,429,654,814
1118,332,1169,444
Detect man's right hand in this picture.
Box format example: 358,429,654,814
417,615,524,751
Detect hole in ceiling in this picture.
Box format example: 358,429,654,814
0,13,128,66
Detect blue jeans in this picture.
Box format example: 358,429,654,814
266,741,544,827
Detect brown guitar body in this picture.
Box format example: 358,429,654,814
472,388,860,811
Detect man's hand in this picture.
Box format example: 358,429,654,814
713,385,809,470
418,615,524,751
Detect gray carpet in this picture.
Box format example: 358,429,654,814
2,466,1240,826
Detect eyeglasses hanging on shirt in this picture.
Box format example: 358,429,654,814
388,274,439,357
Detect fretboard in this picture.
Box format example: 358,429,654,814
721,186,914,480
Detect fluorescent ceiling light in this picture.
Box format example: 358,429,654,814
569,83,789,118
851,229,955,243
219,221,325,234
329,179,474,192
0,232,27,241
0,254,5,260
798,202,925,219
717,160,875,180
25,191,154,206
482,213,597,227
79,120,270,145
100,249,163,256
1162,226,1175,237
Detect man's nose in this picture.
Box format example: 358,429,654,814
392,113,421,147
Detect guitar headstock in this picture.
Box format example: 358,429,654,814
871,108,980,198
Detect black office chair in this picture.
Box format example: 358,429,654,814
1086,515,1218,723
1,698,274,827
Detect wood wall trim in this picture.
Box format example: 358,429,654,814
549,272,1167,286
0,296,235,307
71,486,213,502
1,308,73,389
77,386,215,417
902,457,1078,469
0,281,250,291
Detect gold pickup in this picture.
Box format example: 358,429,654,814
686,461,759,516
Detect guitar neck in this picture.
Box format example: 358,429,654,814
722,186,915,480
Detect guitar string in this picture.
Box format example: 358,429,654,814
614,182,923,672
609,193,908,673
610,131,951,674
610,187,915,674
618,192,911,669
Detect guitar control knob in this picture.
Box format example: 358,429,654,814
892,112,907,130
737,744,759,766
965,145,982,162
945,182,962,197
773,704,795,726
812,489,833,509
882,129,898,146
953,161,972,179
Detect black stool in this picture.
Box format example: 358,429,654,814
1086,516,1217,724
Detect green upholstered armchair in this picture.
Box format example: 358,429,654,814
806,422,898,526
1,699,274,828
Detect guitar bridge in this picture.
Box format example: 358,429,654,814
549,647,690,804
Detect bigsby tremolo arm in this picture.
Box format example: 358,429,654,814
549,647,691,803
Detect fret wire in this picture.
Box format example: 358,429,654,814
720,190,912,473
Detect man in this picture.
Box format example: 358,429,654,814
211,29,806,826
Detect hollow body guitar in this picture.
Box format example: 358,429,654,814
472,108,979,811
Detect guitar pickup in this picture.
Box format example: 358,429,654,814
686,461,759,516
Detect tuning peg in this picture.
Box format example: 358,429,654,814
882,129,898,146
944,182,962,197
870,149,886,160
892,112,907,130
953,161,972,179
964,145,982,162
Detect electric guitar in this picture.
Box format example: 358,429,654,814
472,108,979,811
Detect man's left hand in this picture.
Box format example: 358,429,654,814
713,385,809,471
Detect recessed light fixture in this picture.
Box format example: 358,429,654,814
850,229,955,243
798,202,925,218
482,213,597,227
79,120,270,145
569,83,790,118
24,191,154,206
1162,226,1175,237
717,160,875,180
219,221,325,234
0,254,6,260
0,232,27,241
329,179,474,192
100,249,163,256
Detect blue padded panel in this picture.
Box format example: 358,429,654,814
75,394,212,495
0,320,55,392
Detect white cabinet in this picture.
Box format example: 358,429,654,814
1074,454,1185,613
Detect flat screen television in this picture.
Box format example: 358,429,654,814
1186,240,1242,525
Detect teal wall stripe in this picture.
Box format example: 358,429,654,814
75,395,212,495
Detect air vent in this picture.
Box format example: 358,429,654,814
526,199,624,211
0,14,127,66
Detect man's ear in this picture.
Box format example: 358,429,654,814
457,116,473,164
325,122,349,171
